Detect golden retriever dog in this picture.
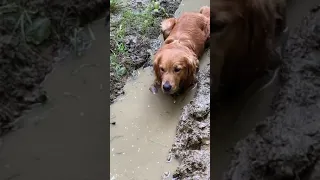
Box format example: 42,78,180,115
150,6,210,95
210,0,287,98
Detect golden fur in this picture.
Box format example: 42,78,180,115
210,0,287,97
152,6,210,94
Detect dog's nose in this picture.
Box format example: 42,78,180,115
163,82,172,92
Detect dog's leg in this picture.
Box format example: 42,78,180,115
161,18,176,40
149,80,161,94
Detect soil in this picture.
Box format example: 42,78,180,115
0,0,108,135
109,0,182,104
171,64,211,180
224,5,320,180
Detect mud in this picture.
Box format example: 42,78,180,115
0,0,108,134
109,0,181,104
224,5,320,180
0,18,110,180
171,64,210,180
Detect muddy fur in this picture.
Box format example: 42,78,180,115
171,64,210,180
224,5,320,180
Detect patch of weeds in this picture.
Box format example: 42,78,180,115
110,0,169,78
111,53,127,77
110,0,123,14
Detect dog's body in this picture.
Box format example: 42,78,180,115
151,6,210,95
210,0,287,99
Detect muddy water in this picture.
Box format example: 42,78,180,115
0,19,109,180
211,0,320,179
110,0,210,179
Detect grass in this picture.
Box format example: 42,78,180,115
110,0,122,14
110,0,168,78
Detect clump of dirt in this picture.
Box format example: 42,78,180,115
171,64,211,180
109,0,182,104
0,0,108,135
224,5,320,180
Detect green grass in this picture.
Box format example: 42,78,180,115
110,1,168,78
110,0,122,14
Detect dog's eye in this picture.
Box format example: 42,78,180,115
174,67,181,72
211,20,226,33
160,67,165,72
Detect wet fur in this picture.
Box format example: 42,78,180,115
152,6,210,95
210,0,287,98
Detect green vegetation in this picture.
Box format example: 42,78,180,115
0,1,93,57
110,0,168,78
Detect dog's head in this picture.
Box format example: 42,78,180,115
153,46,198,94
211,0,286,59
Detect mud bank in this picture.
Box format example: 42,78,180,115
0,0,108,134
171,65,210,179
109,0,181,103
224,6,320,180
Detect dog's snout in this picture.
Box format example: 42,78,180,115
163,82,172,92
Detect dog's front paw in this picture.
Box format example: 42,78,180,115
149,84,159,94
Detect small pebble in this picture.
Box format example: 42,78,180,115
110,122,116,125
132,145,134,147
162,171,170,178
166,154,172,163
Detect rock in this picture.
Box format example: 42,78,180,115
26,17,51,45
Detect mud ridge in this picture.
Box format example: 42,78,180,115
224,5,320,180
171,64,210,180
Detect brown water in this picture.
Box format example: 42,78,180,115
0,18,109,180
109,0,210,179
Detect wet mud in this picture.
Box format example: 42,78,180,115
0,18,110,180
0,0,108,134
171,64,210,180
224,5,320,180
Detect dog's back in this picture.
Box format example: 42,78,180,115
161,8,210,57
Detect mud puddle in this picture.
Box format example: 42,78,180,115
0,18,109,180
110,1,210,179
211,0,320,179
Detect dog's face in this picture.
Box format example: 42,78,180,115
210,0,285,58
153,48,198,94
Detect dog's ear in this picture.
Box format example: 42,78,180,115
161,18,176,40
245,0,285,58
184,55,199,88
153,53,162,84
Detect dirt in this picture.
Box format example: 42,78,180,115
223,5,320,180
109,0,182,104
170,64,210,180
0,0,108,135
